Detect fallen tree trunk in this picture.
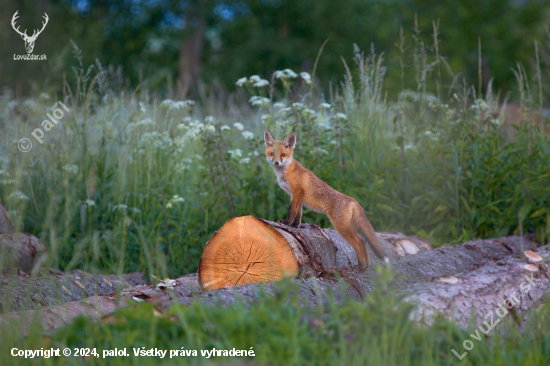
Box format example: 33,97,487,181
0,270,147,312
0,233,47,274
198,216,432,290
405,246,550,331
2,235,539,332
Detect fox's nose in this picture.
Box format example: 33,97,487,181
274,161,280,166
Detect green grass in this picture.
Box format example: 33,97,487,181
1,30,550,366
2,274,550,366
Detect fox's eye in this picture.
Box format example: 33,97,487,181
270,153,274,156
281,153,286,157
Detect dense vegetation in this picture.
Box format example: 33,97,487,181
1,31,549,277
2,0,550,94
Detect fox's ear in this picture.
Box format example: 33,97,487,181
283,132,296,150
264,130,275,147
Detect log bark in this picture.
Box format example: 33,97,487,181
0,203,48,274
198,216,431,290
0,232,47,273
0,270,147,312
405,246,550,332
3,235,540,333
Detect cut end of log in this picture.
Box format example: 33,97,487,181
397,239,419,255
437,276,459,284
524,250,543,263
198,216,299,291
523,264,539,272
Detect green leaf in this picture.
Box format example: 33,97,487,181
530,208,549,219
519,204,532,221
375,203,396,213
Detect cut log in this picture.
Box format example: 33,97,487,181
198,216,429,290
0,270,147,312
1,235,540,333
198,217,300,290
2,295,119,333
405,246,550,333
0,232,47,273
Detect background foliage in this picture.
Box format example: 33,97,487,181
1,0,550,95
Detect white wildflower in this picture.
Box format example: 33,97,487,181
320,103,332,109
221,125,231,131
261,114,271,123
160,99,195,111
273,102,286,109
242,131,254,140
6,100,19,110
205,116,215,124
424,131,440,141
166,195,185,209
274,69,298,79
139,131,173,149
139,102,147,113
249,96,270,107
205,125,216,133
23,99,39,110
336,113,348,120
279,107,292,117
239,157,251,164
249,75,261,83
314,147,328,155
137,118,154,127
253,79,270,88
113,204,128,212
236,77,248,87
233,122,244,131
300,72,312,84
84,199,96,207
228,149,242,159
160,99,174,108
62,164,79,174
8,191,28,201
302,108,315,116
130,207,142,214
39,92,51,101
292,102,304,110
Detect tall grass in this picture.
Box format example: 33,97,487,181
3,31,549,277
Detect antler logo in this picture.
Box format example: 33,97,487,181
11,11,49,54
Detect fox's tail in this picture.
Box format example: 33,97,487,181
352,206,389,262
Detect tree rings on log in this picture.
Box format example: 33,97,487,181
198,216,299,291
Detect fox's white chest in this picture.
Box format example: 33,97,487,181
274,169,291,195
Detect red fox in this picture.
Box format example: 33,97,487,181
264,130,389,269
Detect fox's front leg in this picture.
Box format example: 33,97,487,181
291,204,302,227
283,192,303,227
